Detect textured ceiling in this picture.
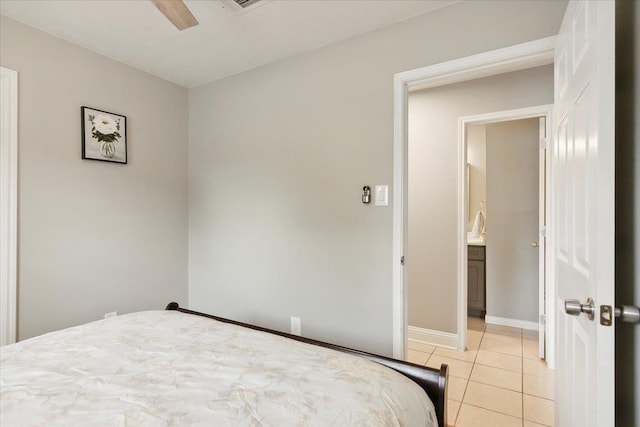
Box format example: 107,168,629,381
0,0,459,88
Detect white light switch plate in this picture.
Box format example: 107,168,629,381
374,185,388,206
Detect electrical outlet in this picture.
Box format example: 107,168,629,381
104,311,117,319
290,316,301,336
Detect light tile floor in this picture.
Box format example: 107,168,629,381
408,317,555,427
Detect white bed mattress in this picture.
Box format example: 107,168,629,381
1,310,437,426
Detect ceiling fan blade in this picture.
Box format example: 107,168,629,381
151,0,199,31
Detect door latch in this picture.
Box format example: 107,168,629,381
600,305,640,326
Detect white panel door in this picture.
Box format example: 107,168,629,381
554,1,615,426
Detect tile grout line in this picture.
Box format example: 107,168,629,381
460,402,524,421
455,324,484,424
455,321,488,426
469,321,526,425
465,379,522,394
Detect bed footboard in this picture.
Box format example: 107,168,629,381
165,302,448,427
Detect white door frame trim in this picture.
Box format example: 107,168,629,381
457,105,554,367
392,36,556,359
0,66,18,346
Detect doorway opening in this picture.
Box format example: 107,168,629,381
394,1,616,424
391,36,557,362
459,106,552,363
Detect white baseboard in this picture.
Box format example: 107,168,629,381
408,325,458,349
485,315,539,331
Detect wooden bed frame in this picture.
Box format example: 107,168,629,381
166,302,448,426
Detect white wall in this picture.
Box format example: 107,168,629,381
485,118,540,323
0,17,189,340
407,66,553,333
467,125,486,231
189,0,566,355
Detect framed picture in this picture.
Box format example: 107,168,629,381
81,106,127,164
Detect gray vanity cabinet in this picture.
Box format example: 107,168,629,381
468,245,486,318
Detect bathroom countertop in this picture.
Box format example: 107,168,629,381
467,232,486,246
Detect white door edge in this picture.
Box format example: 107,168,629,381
538,116,547,361
0,66,18,346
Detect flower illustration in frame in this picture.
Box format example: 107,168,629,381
81,107,127,164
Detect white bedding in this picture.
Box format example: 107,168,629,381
1,310,437,426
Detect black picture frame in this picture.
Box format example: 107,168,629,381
81,106,127,164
